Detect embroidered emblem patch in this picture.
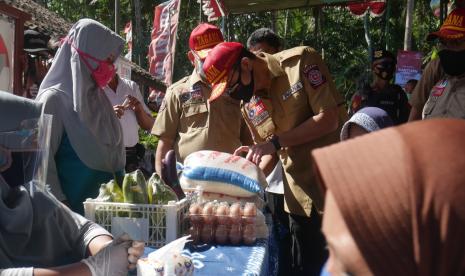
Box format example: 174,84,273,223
246,97,270,127
180,84,204,105
282,81,303,101
431,79,448,97
304,64,326,89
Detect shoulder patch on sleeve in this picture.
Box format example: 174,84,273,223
304,64,326,89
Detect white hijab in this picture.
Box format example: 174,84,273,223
36,19,125,197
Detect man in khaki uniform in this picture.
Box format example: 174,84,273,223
422,8,465,119
152,24,251,174
408,58,444,121
202,42,347,275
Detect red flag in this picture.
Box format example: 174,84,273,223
200,0,226,22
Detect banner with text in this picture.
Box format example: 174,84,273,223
148,0,181,86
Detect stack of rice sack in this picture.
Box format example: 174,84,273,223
180,151,269,244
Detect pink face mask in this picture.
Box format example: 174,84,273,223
65,38,116,89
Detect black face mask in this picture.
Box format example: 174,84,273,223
438,49,465,76
228,69,254,102
374,61,395,80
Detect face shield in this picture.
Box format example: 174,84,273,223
0,114,52,194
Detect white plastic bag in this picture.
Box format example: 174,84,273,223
137,236,193,276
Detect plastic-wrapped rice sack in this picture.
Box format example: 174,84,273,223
180,151,267,197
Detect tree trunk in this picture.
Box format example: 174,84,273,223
404,0,414,50
284,10,289,43
133,0,143,66
384,0,391,50
115,0,120,33
364,12,372,64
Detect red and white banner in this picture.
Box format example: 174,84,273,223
148,0,181,86
199,0,226,22
395,50,423,89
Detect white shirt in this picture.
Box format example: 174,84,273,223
104,76,151,147
265,160,284,194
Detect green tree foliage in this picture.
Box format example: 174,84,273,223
43,0,439,101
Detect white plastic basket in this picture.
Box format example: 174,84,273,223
83,196,191,248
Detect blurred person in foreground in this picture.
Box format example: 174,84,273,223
0,92,144,276
421,7,465,119
36,19,126,214
313,119,465,276
340,107,393,140
203,41,347,275
247,27,291,276
152,23,252,175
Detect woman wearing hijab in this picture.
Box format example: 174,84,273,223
36,19,125,214
313,119,465,276
340,107,394,140
0,92,144,276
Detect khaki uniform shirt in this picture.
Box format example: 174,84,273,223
241,47,347,217
152,71,245,161
411,58,444,110
422,75,465,119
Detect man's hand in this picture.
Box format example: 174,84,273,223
124,95,142,113
234,142,276,165
81,234,144,276
113,105,125,119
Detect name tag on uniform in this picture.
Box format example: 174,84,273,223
180,84,204,105
432,79,448,97
246,97,270,127
282,81,303,101
304,64,326,89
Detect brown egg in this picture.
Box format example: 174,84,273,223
242,224,256,245
189,203,201,215
202,202,214,215
243,202,257,216
229,224,242,245
200,224,214,243
216,204,230,224
215,225,229,244
202,202,216,224
229,203,242,224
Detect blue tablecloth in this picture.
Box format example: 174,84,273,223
144,232,278,276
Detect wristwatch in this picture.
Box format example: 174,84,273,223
270,135,282,151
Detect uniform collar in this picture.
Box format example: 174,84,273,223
257,52,286,78
189,70,203,87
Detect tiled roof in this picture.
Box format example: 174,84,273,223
5,0,166,91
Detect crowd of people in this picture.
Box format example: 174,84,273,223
1,5,465,276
